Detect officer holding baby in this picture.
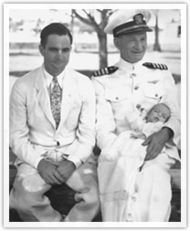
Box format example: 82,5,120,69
92,9,180,221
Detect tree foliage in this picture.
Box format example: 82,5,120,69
72,9,114,69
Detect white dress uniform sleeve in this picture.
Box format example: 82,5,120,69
142,121,164,138
92,78,117,150
10,80,45,169
160,70,180,146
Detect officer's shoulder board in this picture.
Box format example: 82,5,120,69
142,62,168,70
92,66,118,77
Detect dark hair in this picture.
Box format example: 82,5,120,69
40,22,73,47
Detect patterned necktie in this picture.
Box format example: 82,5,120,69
50,76,62,129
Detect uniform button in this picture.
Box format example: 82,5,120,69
132,196,136,201
115,97,119,100
155,94,158,97
136,104,141,109
131,73,136,77
56,141,60,146
134,86,139,90
127,213,133,221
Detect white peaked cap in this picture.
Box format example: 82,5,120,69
104,9,152,36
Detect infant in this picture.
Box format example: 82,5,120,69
100,103,172,162
130,103,171,140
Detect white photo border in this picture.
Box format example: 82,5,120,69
2,1,188,230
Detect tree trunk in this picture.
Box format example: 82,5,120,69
97,32,108,69
153,13,161,52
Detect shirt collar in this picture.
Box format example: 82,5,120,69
42,65,65,88
116,57,143,72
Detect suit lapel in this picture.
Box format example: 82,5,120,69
34,68,56,127
57,68,76,130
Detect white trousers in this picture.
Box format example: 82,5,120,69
10,155,99,222
98,153,176,222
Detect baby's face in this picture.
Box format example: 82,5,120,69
147,104,170,123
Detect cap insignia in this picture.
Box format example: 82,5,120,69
133,13,144,24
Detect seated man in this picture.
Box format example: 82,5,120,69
92,9,180,221
9,22,99,222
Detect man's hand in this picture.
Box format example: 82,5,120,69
56,159,76,183
142,127,173,161
37,159,64,185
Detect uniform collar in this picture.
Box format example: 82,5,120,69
42,64,65,88
116,58,143,72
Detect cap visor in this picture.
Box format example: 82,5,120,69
115,26,152,36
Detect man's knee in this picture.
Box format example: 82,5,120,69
141,163,172,195
84,188,100,215
142,162,171,180
10,175,49,209
88,185,100,205
75,184,100,209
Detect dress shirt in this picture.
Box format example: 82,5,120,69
42,66,81,168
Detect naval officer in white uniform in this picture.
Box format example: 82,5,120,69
92,9,180,222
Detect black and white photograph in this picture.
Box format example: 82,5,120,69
2,2,188,230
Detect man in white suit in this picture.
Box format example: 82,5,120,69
9,23,99,222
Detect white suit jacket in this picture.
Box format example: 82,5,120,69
10,66,96,168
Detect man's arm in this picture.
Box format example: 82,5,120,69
160,71,181,146
10,79,45,168
64,78,96,168
142,127,173,161
92,78,117,150
142,71,180,161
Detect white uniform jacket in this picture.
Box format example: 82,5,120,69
10,66,96,169
92,58,180,153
